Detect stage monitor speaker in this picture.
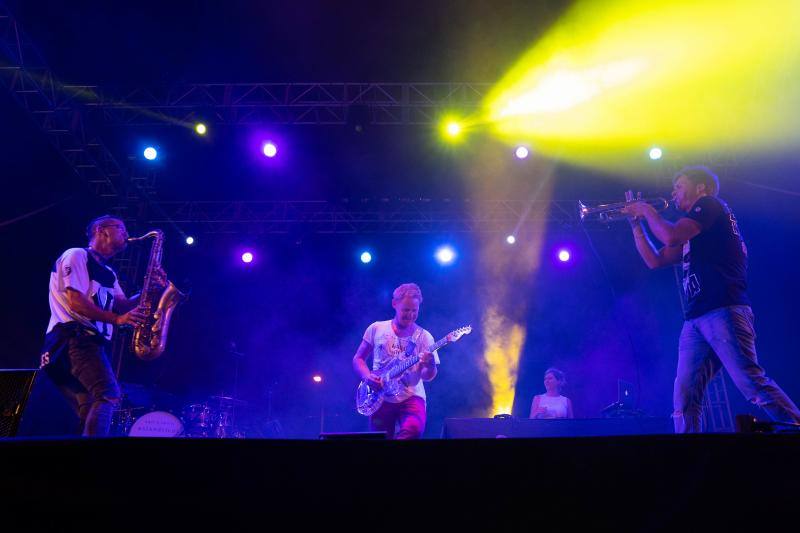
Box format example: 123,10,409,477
0,369,37,437
319,431,387,440
442,417,673,439
15,369,79,437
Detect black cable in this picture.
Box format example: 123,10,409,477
578,223,644,413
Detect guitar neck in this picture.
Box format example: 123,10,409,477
390,336,450,377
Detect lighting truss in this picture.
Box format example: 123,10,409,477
146,198,584,234
0,6,140,210
82,83,491,126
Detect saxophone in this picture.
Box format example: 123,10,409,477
127,230,186,361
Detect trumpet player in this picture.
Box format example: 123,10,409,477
622,166,800,433
40,215,167,436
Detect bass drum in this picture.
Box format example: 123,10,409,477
128,411,184,438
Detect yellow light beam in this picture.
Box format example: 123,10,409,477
485,0,800,167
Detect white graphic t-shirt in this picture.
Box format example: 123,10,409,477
47,248,126,341
363,320,440,403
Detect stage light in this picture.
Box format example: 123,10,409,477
195,123,207,135
360,251,372,264
649,147,663,160
143,147,157,160
558,249,571,262
241,252,254,263
506,235,516,244
185,236,195,245
515,146,529,159
312,375,323,383
262,142,278,158
485,1,800,169
440,117,465,142
435,245,457,265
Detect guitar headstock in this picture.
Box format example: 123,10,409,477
446,325,472,343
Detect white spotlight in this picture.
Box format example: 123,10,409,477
649,147,663,160
435,245,456,265
263,142,278,158
143,147,158,160
506,235,516,244
515,146,529,159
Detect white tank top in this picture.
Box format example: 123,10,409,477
535,394,569,419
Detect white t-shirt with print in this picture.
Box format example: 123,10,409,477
47,247,126,341
363,320,440,403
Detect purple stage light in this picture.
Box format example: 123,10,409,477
557,249,571,262
312,375,323,383
262,142,278,158
241,251,254,263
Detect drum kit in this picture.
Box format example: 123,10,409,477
112,393,248,438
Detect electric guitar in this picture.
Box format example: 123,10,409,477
355,325,472,416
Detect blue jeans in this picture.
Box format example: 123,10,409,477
674,305,800,433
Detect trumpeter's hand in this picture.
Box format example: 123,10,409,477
621,201,655,220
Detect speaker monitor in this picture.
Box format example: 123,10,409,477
319,431,387,440
12,369,79,437
0,369,37,437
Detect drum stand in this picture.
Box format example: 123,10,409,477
261,383,284,438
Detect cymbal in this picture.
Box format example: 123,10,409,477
209,395,248,406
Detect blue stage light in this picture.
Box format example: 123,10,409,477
435,245,457,265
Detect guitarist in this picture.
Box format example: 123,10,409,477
352,283,439,439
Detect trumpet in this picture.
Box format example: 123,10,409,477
578,191,669,223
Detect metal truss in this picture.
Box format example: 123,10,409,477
702,372,735,433
0,6,145,210
81,82,491,126
146,198,583,234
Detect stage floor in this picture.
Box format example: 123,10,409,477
2,433,797,528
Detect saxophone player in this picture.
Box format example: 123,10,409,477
40,215,167,436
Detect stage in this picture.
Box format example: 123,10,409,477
2,433,797,528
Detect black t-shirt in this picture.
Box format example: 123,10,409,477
681,196,750,319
